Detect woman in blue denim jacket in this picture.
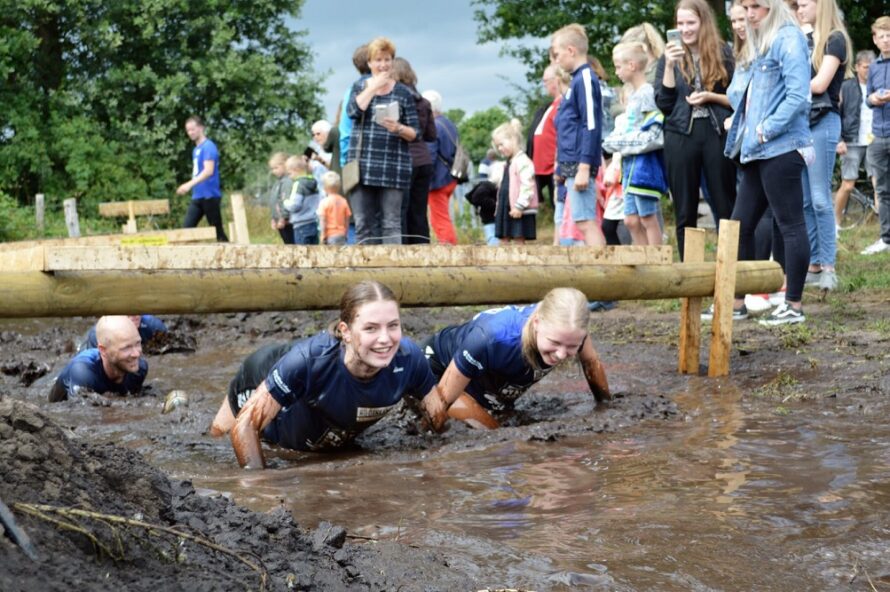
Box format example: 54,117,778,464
724,0,813,325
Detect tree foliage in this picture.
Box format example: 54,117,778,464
457,106,510,162
0,0,323,213
472,0,884,85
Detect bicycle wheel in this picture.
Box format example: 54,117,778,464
838,188,871,230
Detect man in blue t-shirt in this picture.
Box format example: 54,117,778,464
49,316,148,402
176,115,228,242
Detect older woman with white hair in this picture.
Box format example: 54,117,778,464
311,119,340,174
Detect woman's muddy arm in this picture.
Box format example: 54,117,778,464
231,381,281,469
420,361,473,432
579,337,611,403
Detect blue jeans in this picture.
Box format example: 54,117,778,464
292,221,319,245
351,185,403,245
801,112,840,267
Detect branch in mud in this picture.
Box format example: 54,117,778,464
12,503,269,591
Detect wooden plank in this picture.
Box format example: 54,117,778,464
63,198,80,238
98,199,170,217
37,244,673,271
230,193,250,245
2,247,45,271
0,227,217,252
35,194,45,234
708,220,740,378
0,261,783,318
678,228,707,375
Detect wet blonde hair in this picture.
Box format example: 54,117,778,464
330,281,399,340
521,288,589,370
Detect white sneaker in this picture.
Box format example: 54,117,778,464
860,239,890,255
768,290,786,306
758,302,805,326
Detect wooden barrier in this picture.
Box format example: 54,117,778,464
0,227,217,254
98,199,170,234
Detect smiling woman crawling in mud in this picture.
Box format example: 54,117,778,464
421,287,612,430
210,280,444,469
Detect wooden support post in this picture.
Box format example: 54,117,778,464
678,228,707,374
35,194,45,234
63,198,80,238
708,220,740,377
228,222,236,244
230,193,250,245
123,201,138,234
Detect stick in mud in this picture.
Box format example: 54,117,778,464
0,496,39,561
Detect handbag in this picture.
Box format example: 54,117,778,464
342,112,365,195
436,120,471,183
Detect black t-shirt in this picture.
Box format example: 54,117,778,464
809,31,847,113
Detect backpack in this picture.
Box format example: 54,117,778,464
437,119,471,184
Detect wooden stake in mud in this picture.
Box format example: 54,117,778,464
35,194,45,235
63,198,80,238
230,193,250,245
678,228,707,374
707,220,740,377
124,200,137,234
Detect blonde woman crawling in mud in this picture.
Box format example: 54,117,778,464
420,287,611,430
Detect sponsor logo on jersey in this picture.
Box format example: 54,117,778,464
271,368,290,394
462,350,483,370
392,366,404,373
356,403,400,422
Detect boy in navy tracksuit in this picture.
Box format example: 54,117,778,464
552,23,605,246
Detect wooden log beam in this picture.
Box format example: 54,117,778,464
23,244,673,272
0,261,783,318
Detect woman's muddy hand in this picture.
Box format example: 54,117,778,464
420,386,449,432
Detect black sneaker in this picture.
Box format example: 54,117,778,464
701,303,748,321
758,302,805,326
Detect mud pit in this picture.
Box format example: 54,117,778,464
1,297,889,591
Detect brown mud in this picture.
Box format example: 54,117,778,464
1,295,889,591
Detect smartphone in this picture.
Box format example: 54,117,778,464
666,29,681,46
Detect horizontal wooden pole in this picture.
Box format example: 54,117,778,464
12,244,673,272
0,261,783,318
98,199,170,217
0,227,217,253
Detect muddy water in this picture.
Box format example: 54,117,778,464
14,318,890,591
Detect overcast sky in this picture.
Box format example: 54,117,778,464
292,0,547,120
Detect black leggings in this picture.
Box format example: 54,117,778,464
183,197,229,242
664,120,737,259
402,163,433,244
535,174,555,210
731,151,809,302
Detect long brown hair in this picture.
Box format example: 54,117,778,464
676,0,729,90
520,288,589,370
330,281,399,340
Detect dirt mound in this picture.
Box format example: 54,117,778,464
0,399,474,591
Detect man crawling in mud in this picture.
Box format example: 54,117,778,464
48,315,148,402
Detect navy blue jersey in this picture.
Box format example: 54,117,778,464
82,315,167,350
263,332,437,451
429,305,554,410
227,341,296,414
54,348,148,398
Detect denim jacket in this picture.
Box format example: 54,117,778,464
724,23,812,163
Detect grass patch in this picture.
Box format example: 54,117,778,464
753,371,800,399
777,324,813,349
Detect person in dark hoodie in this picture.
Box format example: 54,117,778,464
283,155,321,245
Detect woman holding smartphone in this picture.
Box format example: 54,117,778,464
655,0,737,259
